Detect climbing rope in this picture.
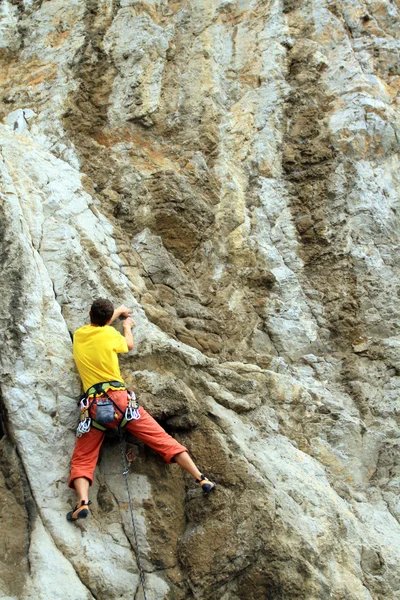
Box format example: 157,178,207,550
118,428,149,600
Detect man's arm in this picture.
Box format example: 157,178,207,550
122,317,135,351
110,305,131,323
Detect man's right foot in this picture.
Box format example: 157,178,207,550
197,474,216,494
66,500,92,521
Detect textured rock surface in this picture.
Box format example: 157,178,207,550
0,0,400,599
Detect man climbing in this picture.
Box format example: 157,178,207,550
67,298,215,521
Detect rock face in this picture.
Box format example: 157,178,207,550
0,0,400,599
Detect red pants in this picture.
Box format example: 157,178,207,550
69,390,188,489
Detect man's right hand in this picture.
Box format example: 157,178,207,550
123,317,135,329
122,317,135,350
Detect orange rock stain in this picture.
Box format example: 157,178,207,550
94,129,182,174
0,57,57,89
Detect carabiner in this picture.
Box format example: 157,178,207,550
128,391,137,402
125,406,140,421
126,449,135,464
77,417,92,435
80,397,90,410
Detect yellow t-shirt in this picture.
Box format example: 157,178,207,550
73,324,129,393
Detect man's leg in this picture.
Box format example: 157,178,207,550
73,477,90,504
174,451,201,479
67,426,105,520
174,452,216,492
124,406,216,492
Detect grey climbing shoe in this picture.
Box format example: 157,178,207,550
196,474,216,494
66,500,92,521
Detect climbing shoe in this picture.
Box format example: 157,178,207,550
66,500,92,521
196,474,216,494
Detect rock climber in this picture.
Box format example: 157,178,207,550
67,298,216,521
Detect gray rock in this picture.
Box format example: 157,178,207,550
1,0,400,598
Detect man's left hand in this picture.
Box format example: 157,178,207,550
117,305,131,318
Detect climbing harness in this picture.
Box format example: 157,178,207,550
76,382,140,437
119,427,148,600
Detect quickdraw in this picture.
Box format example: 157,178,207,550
77,396,92,436
123,449,135,476
120,391,140,427
77,413,91,436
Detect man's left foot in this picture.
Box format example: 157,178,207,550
66,500,92,521
197,474,216,494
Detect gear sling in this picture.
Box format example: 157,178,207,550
77,380,140,436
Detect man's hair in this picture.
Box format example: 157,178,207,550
90,298,114,326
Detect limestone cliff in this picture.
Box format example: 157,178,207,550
0,1,400,599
